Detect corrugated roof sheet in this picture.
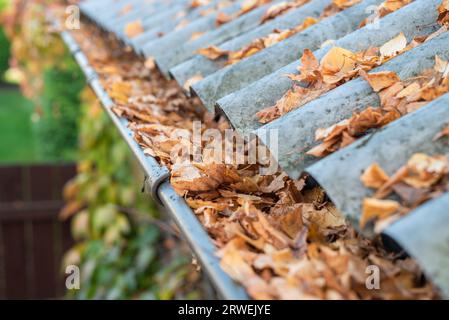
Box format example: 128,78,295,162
78,0,449,298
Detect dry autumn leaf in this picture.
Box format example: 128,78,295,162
361,163,390,189
216,11,232,25
360,198,400,229
190,0,211,8
361,70,401,92
124,20,144,38
402,153,449,188
360,152,449,231
333,0,362,8
438,0,449,26
197,46,229,60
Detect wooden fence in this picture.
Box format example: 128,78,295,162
0,164,76,299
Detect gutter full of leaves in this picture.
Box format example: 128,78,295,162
57,20,249,301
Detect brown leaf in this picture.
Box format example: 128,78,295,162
438,0,449,27
302,203,346,231
361,163,390,189
216,12,232,25
171,163,236,193
297,49,320,82
392,182,428,207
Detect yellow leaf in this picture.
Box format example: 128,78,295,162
124,20,144,38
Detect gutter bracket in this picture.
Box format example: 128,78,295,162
143,165,171,206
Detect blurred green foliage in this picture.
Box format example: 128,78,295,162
0,26,10,78
36,58,84,160
63,90,201,299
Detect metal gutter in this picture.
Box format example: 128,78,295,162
59,27,249,300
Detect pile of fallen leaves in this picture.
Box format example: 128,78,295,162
257,32,418,123
308,55,449,157
198,16,317,64
360,153,449,233
68,18,439,299
198,0,366,66
255,0,418,124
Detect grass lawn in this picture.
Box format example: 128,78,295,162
0,86,41,163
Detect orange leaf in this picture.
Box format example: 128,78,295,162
361,70,400,92
360,198,400,229
124,20,144,38
361,163,390,189
197,46,229,60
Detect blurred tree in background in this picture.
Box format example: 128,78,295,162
38,60,84,160
0,0,11,78
2,0,82,160
2,0,203,299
